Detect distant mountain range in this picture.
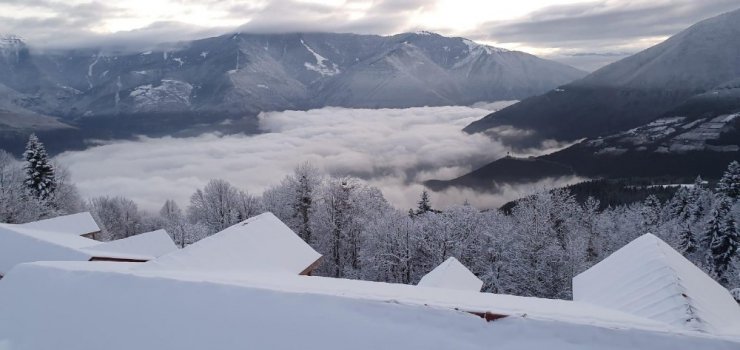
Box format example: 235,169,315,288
0,31,583,139
432,9,740,193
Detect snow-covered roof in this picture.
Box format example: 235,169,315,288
573,233,740,336
0,261,737,350
0,224,92,275
418,257,483,292
83,230,177,260
19,212,100,236
140,212,322,275
0,218,176,274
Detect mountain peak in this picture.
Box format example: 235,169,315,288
461,38,509,54
0,34,25,47
410,30,439,36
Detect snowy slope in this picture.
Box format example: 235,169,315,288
573,234,740,336
0,261,738,350
418,257,483,291
140,212,321,274
465,8,740,142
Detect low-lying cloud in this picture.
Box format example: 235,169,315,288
57,104,579,212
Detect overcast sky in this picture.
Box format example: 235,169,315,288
2,0,739,71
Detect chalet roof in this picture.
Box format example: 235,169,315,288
573,233,740,336
139,212,322,275
0,219,175,274
83,230,177,260
0,224,92,275
19,212,100,236
418,257,483,292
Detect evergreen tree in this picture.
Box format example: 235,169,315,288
671,188,697,254
703,195,739,284
688,176,709,223
640,195,662,230
23,134,56,201
678,226,697,254
668,187,691,221
717,161,740,203
416,190,432,215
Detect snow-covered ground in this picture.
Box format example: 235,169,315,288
1,213,738,350
0,261,737,350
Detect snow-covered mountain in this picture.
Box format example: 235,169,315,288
431,82,740,191
465,7,740,143
0,31,584,125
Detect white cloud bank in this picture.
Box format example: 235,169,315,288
57,104,581,212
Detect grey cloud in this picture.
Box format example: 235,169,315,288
234,0,425,34
477,0,740,48
466,0,740,71
1,0,429,49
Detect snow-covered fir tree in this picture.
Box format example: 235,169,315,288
641,195,662,232
702,195,739,283
415,190,432,215
670,188,697,254
23,134,56,201
717,161,740,203
688,176,711,223
678,225,698,254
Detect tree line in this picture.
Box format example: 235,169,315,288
1,135,738,300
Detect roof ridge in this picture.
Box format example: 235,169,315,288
650,235,707,333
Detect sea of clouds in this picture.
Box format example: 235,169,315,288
57,103,582,212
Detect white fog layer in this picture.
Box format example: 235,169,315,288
57,104,578,211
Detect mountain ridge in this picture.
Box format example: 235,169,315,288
464,7,740,143
0,31,585,126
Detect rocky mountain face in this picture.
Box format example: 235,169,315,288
464,8,740,144
0,31,584,129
